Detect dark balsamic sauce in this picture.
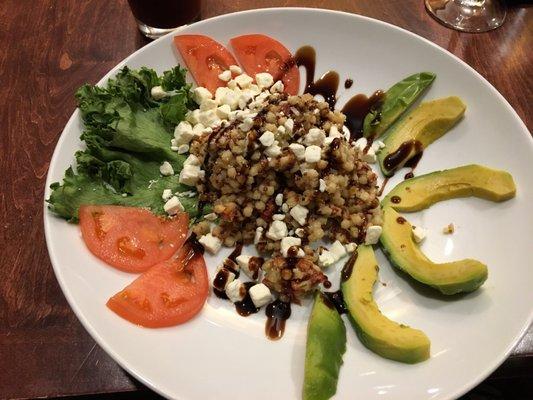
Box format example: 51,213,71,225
265,299,291,340
344,78,354,89
390,195,402,204
235,282,259,316
377,177,390,197
341,252,358,282
404,172,414,180
323,290,347,314
396,216,407,224
383,140,423,172
341,90,385,141
294,45,339,109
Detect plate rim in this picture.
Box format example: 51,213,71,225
43,7,532,400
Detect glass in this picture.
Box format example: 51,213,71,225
127,0,201,39
425,0,507,33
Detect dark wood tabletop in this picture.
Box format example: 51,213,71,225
1,1,531,399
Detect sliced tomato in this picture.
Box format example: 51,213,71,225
173,34,238,93
79,205,188,273
230,34,300,95
107,241,208,328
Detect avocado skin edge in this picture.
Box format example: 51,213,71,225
303,292,346,400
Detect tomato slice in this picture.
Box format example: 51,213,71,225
79,205,188,273
230,34,300,95
173,34,238,93
107,241,209,328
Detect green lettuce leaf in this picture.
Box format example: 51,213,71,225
48,66,201,222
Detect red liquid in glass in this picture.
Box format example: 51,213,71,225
128,0,201,28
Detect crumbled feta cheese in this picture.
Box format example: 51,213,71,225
319,179,326,192
186,109,200,125
354,137,368,152
254,226,264,244
365,225,382,245
259,130,275,147
342,125,351,140
159,161,174,176
318,250,335,268
277,125,286,135
177,144,189,154
225,279,245,303
162,189,173,201
234,73,254,88
290,205,309,226
229,65,242,75
164,196,184,215
236,255,251,270
238,90,254,109
266,220,288,241
236,255,261,280
295,228,305,238
280,237,302,257
199,233,222,254
239,117,254,132
192,123,206,136
328,125,342,138
275,193,283,206
345,242,358,253
255,72,274,89
226,79,238,90
304,128,325,146
249,284,272,308
192,87,213,104
289,143,305,160
179,164,205,186
264,142,282,157
362,147,377,163
284,118,294,134
150,85,168,100
304,145,322,163
171,146,179,152
215,87,239,110
199,98,218,111
174,121,194,145
272,214,285,221
270,80,284,93
330,240,347,261
218,70,232,82
199,109,220,128
184,154,201,167
412,226,427,243
204,213,218,221
371,140,386,154
216,104,231,119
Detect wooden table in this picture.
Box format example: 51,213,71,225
1,1,531,399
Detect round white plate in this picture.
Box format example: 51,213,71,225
44,8,533,400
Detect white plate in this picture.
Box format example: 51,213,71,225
44,8,533,400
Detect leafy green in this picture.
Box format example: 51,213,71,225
363,72,436,139
48,66,201,222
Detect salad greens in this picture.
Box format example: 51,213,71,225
48,66,200,222
363,72,436,139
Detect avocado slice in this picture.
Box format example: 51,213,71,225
303,292,346,400
378,96,466,176
380,207,488,295
341,246,430,364
382,164,516,211
363,72,436,139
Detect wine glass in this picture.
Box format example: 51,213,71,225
425,0,507,33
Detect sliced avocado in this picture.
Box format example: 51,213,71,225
378,96,466,176
341,246,430,364
380,207,488,295
303,292,346,400
363,72,436,139
382,164,516,211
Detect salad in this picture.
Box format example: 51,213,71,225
48,33,516,400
